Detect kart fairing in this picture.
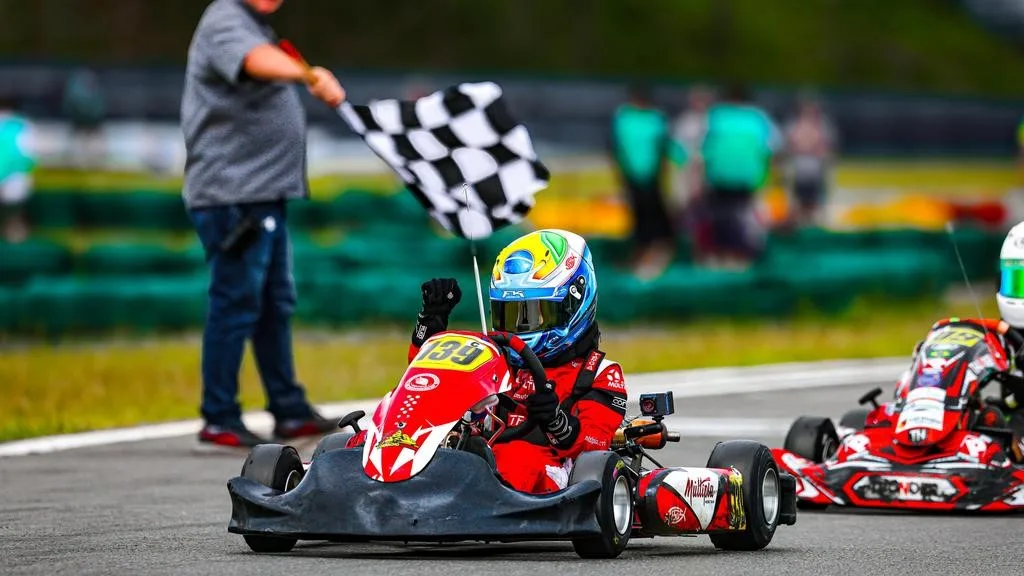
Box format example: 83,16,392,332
773,431,1024,512
228,448,604,541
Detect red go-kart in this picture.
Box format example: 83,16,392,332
228,331,797,558
773,319,1024,512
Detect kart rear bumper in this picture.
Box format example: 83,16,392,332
228,448,603,542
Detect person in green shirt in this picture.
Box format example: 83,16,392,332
698,83,781,268
609,84,687,279
0,97,35,243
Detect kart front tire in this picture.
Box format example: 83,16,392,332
568,452,633,559
312,432,355,461
784,416,839,464
706,440,782,551
239,444,304,553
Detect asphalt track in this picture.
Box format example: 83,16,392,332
3,381,1022,576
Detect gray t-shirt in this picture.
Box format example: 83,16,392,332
181,0,309,209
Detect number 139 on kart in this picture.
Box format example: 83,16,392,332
412,334,495,372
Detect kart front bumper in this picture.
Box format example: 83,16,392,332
228,448,603,542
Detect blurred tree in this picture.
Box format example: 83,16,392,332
0,0,1020,96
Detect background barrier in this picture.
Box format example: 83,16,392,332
1,185,1003,336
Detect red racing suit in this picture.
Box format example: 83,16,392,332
407,344,628,494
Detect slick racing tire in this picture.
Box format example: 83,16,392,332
783,416,838,510
240,444,304,553
838,409,870,432
706,440,781,551
568,452,633,559
784,416,839,464
311,432,355,461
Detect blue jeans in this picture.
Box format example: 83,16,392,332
189,202,313,428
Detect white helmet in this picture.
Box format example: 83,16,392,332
997,221,1024,329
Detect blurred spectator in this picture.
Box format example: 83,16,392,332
62,68,107,168
609,84,687,279
0,97,36,243
697,83,781,269
784,95,837,226
671,85,714,232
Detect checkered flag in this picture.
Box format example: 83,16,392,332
337,82,550,239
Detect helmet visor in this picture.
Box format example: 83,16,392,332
1000,260,1024,299
491,299,572,333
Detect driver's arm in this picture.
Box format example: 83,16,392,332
407,278,462,363
552,366,628,459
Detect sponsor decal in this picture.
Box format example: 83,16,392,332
664,506,686,526
685,476,715,499
507,413,527,427
726,469,747,530
503,290,525,298
403,373,440,392
565,254,577,270
611,397,627,410
896,388,946,433
603,367,625,391
663,469,721,530
851,474,959,503
960,435,990,460
376,430,419,449
908,428,928,444
584,352,601,373
843,433,870,454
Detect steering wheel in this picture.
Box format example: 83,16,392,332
485,331,550,443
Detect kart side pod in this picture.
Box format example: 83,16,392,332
634,461,797,538
635,467,749,535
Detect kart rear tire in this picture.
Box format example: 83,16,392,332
312,432,355,461
240,444,303,553
838,409,870,432
784,416,839,464
706,440,781,551
568,452,633,559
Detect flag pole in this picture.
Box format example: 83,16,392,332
470,240,488,336
461,184,489,336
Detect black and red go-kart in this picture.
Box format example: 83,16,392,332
774,319,1024,512
227,331,797,558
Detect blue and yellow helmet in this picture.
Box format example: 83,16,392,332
489,229,597,363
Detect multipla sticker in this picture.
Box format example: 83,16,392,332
662,469,721,530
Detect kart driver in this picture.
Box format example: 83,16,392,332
896,221,1024,461
408,229,628,494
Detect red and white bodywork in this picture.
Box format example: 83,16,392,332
633,466,749,534
361,332,512,482
775,320,1024,512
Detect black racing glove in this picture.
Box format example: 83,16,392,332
526,384,580,449
411,278,462,347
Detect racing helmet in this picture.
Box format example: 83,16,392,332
997,221,1024,330
489,229,597,364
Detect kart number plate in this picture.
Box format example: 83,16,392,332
412,335,495,372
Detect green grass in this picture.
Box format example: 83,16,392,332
0,296,999,442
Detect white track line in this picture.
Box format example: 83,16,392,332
0,356,906,458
